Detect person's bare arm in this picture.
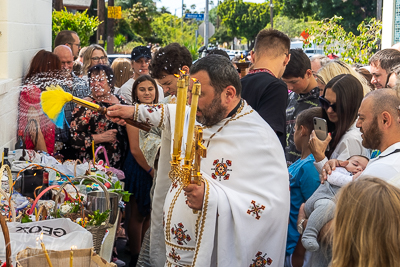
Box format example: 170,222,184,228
292,236,306,267
92,129,118,144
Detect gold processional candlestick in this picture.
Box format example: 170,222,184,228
182,80,201,186
169,71,188,180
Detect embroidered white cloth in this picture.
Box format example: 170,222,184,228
135,102,290,266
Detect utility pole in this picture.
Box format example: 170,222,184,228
270,0,274,28
181,0,184,30
377,0,383,21
107,0,115,54
53,0,63,11
97,0,106,48
204,0,209,48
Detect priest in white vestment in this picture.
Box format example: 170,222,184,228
107,55,290,266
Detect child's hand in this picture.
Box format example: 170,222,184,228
352,171,363,180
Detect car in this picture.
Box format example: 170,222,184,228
108,54,131,65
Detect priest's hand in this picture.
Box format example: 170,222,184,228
183,181,205,210
106,104,135,125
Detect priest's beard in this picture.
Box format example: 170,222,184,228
196,94,228,127
361,116,382,150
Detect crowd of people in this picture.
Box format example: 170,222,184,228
16,28,400,267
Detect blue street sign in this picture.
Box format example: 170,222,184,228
184,13,204,21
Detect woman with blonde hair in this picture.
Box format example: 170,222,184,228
316,61,372,96
82,44,108,76
332,178,400,267
111,58,133,93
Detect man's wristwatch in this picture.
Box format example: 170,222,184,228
297,218,306,234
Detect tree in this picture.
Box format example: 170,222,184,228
160,6,171,14
116,2,153,39
191,4,196,10
306,16,382,64
218,0,269,49
150,13,203,58
265,15,315,39
281,0,377,33
52,8,101,48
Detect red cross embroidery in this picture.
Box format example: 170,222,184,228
168,248,181,263
247,200,265,220
249,251,273,267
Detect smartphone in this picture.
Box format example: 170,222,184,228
313,117,330,152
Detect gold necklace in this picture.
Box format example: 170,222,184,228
205,100,253,147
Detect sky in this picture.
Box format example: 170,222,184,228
156,0,266,18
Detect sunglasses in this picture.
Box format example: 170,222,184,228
319,96,337,112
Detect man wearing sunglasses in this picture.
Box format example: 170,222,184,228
282,48,320,166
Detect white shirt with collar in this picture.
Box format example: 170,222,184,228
360,142,400,181
119,78,164,105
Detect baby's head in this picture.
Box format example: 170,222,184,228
345,155,369,174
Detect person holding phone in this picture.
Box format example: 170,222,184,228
309,74,369,175
303,74,369,266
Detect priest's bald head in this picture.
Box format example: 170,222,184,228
189,55,242,126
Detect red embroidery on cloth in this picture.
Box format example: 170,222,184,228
145,104,162,113
247,68,275,78
247,200,265,220
249,251,273,267
170,180,178,192
168,248,181,263
211,158,232,181
171,223,192,245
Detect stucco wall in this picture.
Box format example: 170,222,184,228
0,0,52,150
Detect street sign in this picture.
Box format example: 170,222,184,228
184,13,204,21
108,6,122,19
198,22,215,39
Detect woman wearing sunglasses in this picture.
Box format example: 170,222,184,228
309,74,370,174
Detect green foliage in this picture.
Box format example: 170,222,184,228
217,0,269,48
52,8,101,48
209,25,234,45
87,210,110,226
265,15,315,39
114,33,127,48
281,0,377,33
116,2,153,41
151,13,203,47
306,16,382,64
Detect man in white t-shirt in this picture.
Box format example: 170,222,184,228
323,89,400,181
119,46,164,104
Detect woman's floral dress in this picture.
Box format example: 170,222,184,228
69,95,128,169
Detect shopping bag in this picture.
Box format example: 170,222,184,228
0,218,93,265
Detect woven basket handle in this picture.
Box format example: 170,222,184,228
53,176,111,225
73,159,83,177
27,185,67,215
0,212,11,267
0,165,13,194
0,188,16,223
95,146,110,167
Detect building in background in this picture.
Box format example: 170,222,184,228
0,0,53,149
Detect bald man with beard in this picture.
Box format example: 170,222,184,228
53,45,90,158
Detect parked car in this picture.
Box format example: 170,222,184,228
108,54,131,65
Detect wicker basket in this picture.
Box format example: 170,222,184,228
0,212,11,267
53,176,112,253
0,165,16,222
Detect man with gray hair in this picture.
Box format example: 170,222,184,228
310,55,330,77
369,49,400,89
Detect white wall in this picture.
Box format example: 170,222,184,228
382,0,396,49
0,0,52,150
